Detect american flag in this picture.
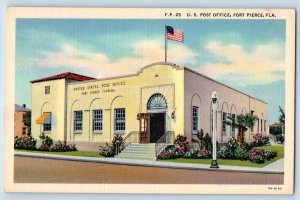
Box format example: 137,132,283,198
167,29,184,43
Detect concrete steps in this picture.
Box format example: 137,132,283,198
115,143,156,161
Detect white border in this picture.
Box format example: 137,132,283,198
4,7,295,194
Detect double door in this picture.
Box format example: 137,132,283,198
139,113,165,143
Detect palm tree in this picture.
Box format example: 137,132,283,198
279,106,285,125
226,114,258,144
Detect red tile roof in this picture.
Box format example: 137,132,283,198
31,72,95,83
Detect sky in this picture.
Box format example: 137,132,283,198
15,19,285,123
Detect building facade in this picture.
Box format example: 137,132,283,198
15,104,31,136
31,62,268,147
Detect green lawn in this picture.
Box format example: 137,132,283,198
15,145,284,168
15,149,100,157
160,145,284,168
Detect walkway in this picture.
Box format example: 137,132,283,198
262,158,284,171
15,151,284,174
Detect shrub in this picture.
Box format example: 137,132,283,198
14,135,37,150
234,145,249,160
112,134,124,153
49,141,77,152
276,135,284,144
249,147,277,163
217,145,230,159
192,130,212,152
251,133,270,147
183,148,211,159
99,134,124,157
217,137,238,159
239,142,251,151
99,142,115,157
174,135,189,153
157,148,177,159
249,148,265,163
38,133,53,151
203,133,212,152
262,149,277,160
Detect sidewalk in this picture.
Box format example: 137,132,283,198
15,151,284,174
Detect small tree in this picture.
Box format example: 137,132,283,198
227,114,258,144
279,106,285,125
278,106,285,143
192,129,204,150
22,112,31,136
192,129,212,151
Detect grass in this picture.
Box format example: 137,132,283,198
15,145,284,168
15,149,101,157
160,145,284,168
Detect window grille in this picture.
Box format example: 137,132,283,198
93,110,103,132
74,111,83,132
114,108,125,132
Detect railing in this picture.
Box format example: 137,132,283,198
123,131,139,147
155,131,175,157
115,131,139,155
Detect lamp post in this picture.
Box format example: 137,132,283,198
210,90,219,168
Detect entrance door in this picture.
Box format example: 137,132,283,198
139,113,150,143
150,113,166,143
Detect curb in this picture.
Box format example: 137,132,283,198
14,152,284,175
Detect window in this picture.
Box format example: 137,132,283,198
42,112,51,132
250,111,254,132
22,127,26,135
261,119,263,132
45,86,50,94
222,112,227,134
44,124,51,132
74,111,83,132
192,106,199,132
264,120,267,132
231,114,236,136
93,110,103,132
147,93,167,110
115,108,125,132
257,119,260,133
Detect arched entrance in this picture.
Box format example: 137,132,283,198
139,93,167,143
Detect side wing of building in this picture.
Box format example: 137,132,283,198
31,79,68,141
184,68,268,143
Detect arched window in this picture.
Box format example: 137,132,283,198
147,93,167,111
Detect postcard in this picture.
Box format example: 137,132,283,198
4,7,295,194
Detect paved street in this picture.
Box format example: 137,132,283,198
14,156,283,184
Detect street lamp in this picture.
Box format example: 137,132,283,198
210,90,219,168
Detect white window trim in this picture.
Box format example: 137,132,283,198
92,109,103,133
74,111,83,133
114,108,126,133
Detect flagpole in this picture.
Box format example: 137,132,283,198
165,25,167,62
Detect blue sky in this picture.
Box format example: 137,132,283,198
15,19,285,123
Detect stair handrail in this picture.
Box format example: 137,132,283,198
115,131,139,155
122,131,139,147
155,131,175,157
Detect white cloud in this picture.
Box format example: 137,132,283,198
197,41,285,85
33,40,197,78
32,39,285,85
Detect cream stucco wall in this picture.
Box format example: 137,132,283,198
66,63,184,143
31,79,67,141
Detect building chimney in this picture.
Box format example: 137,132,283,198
23,104,26,108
